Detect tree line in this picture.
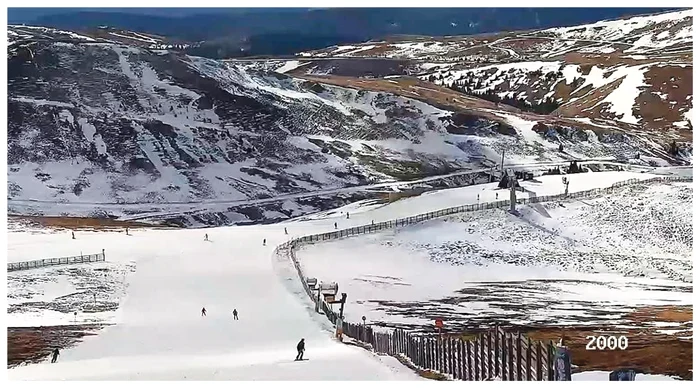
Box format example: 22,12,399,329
426,72,562,115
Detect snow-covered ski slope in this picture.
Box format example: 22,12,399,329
6,170,681,380
6,226,419,380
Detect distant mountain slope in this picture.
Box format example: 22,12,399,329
298,10,693,136
300,10,692,59
10,8,681,58
6,24,688,226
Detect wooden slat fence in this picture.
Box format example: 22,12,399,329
280,176,690,249
337,324,555,381
273,175,691,380
7,251,106,272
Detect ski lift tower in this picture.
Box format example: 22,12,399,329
509,170,517,213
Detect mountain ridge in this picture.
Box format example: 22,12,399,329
6,13,691,227
10,8,683,58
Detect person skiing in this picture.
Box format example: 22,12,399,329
295,338,305,361
232,309,238,320
284,227,288,235
334,222,337,229
346,212,349,219
495,192,499,200
263,238,266,246
71,231,75,240
201,307,207,317
51,348,60,363
204,233,209,241
125,227,130,236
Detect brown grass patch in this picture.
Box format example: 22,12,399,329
525,305,693,380
626,305,692,323
439,305,692,380
637,65,693,131
418,369,449,380
293,72,683,144
8,325,107,368
9,215,178,230
526,327,691,380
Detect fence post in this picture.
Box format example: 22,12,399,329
421,336,427,369
466,340,473,380
461,339,467,380
480,334,486,380
486,330,496,378
428,337,434,371
434,337,439,372
398,330,403,355
448,338,455,377
508,333,520,381
526,338,532,381
474,336,480,380
494,329,499,379
537,340,543,381
426,338,432,370
412,336,417,365
516,333,524,380
417,336,423,368
395,330,400,355
501,329,507,380
458,339,464,379
437,337,443,373
394,330,399,354
443,337,449,375
454,339,461,380
406,334,411,361
403,330,408,355
547,341,554,381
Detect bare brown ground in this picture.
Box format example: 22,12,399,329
523,305,692,380
638,65,693,132
296,73,637,136
7,325,107,368
443,306,692,380
8,215,179,230
297,72,692,145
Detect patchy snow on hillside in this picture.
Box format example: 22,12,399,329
426,61,564,90
595,64,650,124
9,25,96,42
275,60,307,74
7,260,135,327
542,9,692,50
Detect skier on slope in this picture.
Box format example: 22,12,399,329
295,338,305,361
284,227,288,235
201,307,207,317
346,212,349,219
71,231,75,240
51,348,60,363
334,222,337,229
263,239,266,246
232,309,238,320
204,233,209,241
